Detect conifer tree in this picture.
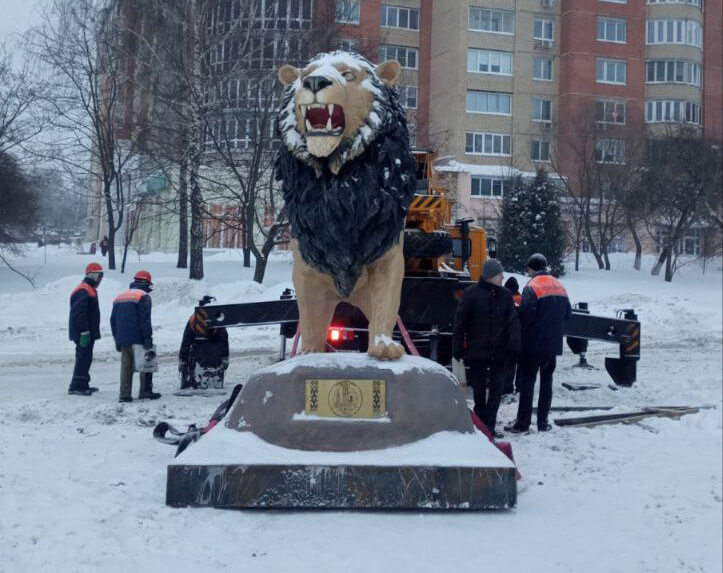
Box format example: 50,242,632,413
499,169,565,276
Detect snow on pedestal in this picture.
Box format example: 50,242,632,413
167,353,517,510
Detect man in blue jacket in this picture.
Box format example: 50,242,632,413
68,262,103,396
110,270,160,402
506,253,571,433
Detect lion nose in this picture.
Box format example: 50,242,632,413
303,76,332,94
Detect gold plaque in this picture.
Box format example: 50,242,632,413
304,379,387,419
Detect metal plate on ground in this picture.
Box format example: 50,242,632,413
304,379,386,419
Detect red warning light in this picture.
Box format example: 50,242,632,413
329,327,341,342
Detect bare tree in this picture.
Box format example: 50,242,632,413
0,42,44,284
0,43,43,155
642,128,721,282
120,192,147,273
551,101,636,271
30,0,146,271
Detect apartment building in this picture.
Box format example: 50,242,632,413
93,0,721,254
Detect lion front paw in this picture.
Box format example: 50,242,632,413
368,335,405,360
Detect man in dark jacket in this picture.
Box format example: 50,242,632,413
453,259,520,437
68,262,104,396
110,270,160,402
178,296,229,391
506,253,571,433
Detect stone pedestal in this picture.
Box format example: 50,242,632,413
166,354,517,510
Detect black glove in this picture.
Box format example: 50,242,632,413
178,360,185,372
115,343,121,352
143,338,153,350
221,358,229,370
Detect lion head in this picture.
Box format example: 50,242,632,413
277,51,402,175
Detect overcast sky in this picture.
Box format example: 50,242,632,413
0,0,44,46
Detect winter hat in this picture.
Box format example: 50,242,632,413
527,253,548,272
504,276,519,294
482,258,504,280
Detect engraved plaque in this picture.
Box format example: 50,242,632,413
304,379,387,419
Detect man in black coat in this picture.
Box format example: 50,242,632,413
506,253,571,433
68,262,103,395
453,259,520,437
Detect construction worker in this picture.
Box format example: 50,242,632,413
67,263,103,396
453,259,520,437
506,253,571,433
178,296,229,392
110,270,161,402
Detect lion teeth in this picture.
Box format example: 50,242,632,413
326,118,333,130
328,104,334,115
305,119,312,131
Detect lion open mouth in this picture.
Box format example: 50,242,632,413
302,103,345,136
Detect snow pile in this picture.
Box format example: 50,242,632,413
0,251,721,572
177,425,514,468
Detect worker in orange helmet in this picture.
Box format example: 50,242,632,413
68,262,104,396
110,270,160,402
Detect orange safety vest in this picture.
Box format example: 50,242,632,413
72,282,97,298
113,289,145,304
528,274,568,300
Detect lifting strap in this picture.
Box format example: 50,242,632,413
396,315,420,356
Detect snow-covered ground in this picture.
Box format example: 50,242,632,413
1,246,721,573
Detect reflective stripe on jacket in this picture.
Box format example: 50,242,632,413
519,272,571,357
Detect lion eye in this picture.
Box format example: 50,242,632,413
342,71,355,81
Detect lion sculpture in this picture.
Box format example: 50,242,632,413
276,51,416,359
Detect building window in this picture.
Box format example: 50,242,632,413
467,49,513,75
381,5,419,30
465,132,512,156
469,7,514,34
338,38,360,53
595,138,626,164
533,18,554,41
646,20,703,48
645,100,701,124
471,176,508,198
466,91,512,115
533,57,553,81
646,60,701,86
531,139,551,162
379,45,418,69
599,0,626,3
399,86,418,109
336,0,360,24
648,0,701,6
596,99,626,124
596,58,626,84
597,17,627,43
531,97,552,122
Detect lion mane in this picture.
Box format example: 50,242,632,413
275,52,417,297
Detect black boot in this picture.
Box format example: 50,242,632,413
138,377,161,400
68,387,94,396
504,420,530,433
119,396,133,403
